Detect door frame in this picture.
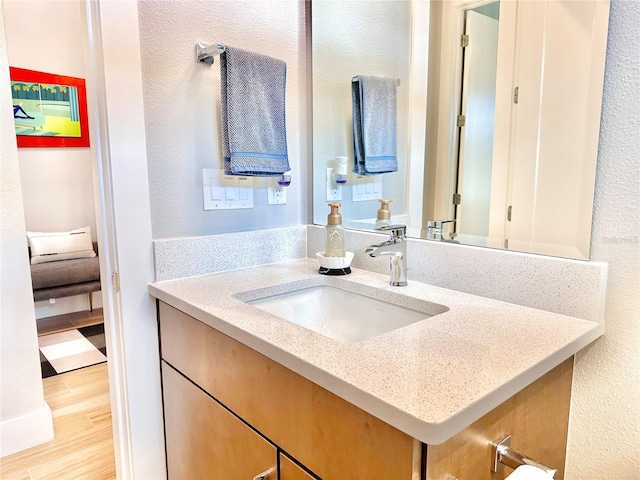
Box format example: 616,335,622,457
426,0,496,226
84,1,165,478
454,8,500,239
448,0,500,231
428,0,517,247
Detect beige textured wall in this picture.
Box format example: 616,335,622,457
565,0,640,477
138,0,307,239
3,0,97,239
0,2,52,455
3,0,101,320
311,0,411,226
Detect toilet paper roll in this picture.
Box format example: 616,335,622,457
506,465,554,480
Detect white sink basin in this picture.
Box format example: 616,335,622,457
246,284,445,343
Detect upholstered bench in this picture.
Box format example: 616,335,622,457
27,228,101,311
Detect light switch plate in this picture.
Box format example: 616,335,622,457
352,174,382,202
203,168,254,210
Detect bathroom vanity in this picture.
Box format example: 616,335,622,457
149,259,602,479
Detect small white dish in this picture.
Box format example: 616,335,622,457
316,251,354,269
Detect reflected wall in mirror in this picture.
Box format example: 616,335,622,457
313,1,409,230
311,0,610,260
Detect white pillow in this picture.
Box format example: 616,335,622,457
27,227,96,265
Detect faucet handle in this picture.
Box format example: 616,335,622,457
380,224,406,239
426,219,456,240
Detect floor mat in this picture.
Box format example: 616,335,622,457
39,323,107,378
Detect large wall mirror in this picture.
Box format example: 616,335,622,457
311,0,610,260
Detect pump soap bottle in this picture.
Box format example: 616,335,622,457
375,199,394,229
326,202,346,258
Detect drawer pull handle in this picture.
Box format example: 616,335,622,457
253,467,275,480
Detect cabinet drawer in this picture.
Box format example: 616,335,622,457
159,302,418,480
279,454,316,480
162,362,277,479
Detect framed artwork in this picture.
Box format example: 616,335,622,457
9,67,90,148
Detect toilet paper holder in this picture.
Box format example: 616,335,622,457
491,435,557,478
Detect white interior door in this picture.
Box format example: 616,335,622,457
505,0,604,258
456,10,499,239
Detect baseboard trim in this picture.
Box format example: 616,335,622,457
0,402,54,458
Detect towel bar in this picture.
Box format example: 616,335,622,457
351,76,400,86
195,42,226,64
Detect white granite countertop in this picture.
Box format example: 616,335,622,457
148,258,603,445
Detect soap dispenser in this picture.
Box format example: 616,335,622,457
375,199,394,230
326,202,346,257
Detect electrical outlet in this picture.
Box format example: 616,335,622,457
326,168,342,201
268,186,287,205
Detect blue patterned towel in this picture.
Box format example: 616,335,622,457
352,75,398,175
220,47,290,176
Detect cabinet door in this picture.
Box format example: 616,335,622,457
279,454,316,480
160,302,418,480
162,362,277,479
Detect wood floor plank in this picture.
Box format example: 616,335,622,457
44,369,110,412
52,393,111,419
88,411,112,428
9,424,114,476
29,438,115,480
0,363,115,480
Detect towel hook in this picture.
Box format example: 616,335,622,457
195,42,226,65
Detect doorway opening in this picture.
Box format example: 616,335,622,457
2,0,115,476
452,1,500,242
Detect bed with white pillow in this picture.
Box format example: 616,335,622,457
27,227,101,310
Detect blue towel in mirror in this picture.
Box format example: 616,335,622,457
352,75,398,175
220,47,290,176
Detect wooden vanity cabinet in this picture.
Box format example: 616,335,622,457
158,301,572,480
425,357,573,479
159,302,417,479
162,362,277,479
279,454,316,480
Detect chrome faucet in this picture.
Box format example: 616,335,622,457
365,225,407,286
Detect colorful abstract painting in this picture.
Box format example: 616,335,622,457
10,67,89,148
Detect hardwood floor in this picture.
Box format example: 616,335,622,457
0,363,116,480
36,308,104,336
